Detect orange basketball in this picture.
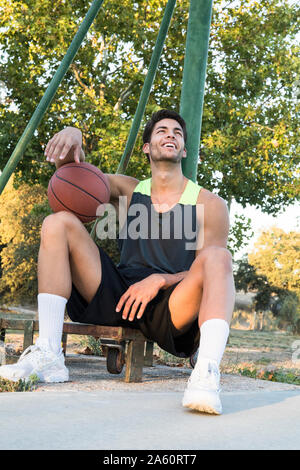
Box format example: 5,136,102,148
47,162,110,223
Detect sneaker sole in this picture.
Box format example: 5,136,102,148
0,370,69,383
41,375,69,383
37,368,69,383
182,391,222,415
183,401,221,415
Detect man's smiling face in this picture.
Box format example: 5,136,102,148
143,118,187,163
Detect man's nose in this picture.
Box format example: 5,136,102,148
166,131,176,139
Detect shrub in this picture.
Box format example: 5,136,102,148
0,179,49,305
0,374,39,393
277,292,300,334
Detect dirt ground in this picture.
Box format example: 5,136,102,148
1,327,299,393
222,329,300,375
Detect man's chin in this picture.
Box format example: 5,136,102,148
151,153,182,163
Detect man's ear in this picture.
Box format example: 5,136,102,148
182,147,187,159
143,142,150,155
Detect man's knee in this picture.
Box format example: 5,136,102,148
41,211,82,241
192,246,233,272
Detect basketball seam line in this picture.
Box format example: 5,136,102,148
55,174,105,205
58,164,110,193
49,179,101,219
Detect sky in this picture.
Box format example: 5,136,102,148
230,199,299,259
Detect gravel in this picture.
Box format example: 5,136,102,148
34,354,300,393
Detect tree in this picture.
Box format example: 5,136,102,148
0,0,299,301
0,178,49,304
227,213,253,257
248,226,300,298
237,225,300,333
234,256,300,333
199,0,300,213
234,257,274,310
0,0,299,214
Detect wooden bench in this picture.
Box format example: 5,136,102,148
0,310,154,383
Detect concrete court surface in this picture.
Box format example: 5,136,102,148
0,355,299,450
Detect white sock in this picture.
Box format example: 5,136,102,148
37,293,67,355
197,318,230,367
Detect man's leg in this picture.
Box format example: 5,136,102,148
168,246,235,414
36,211,102,355
169,246,235,331
0,211,102,382
38,211,101,302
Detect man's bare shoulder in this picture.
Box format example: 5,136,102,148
195,187,230,250
197,187,229,213
107,173,139,201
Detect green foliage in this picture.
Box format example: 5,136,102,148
248,227,300,332
0,178,50,304
234,255,300,333
234,257,270,294
79,336,102,356
0,0,299,302
228,213,253,258
86,219,121,264
0,373,39,393
96,237,120,264
249,227,300,298
276,292,300,334
234,258,278,315
238,366,300,385
199,0,300,212
0,0,299,215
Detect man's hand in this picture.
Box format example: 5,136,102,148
116,274,166,322
44,127,83,166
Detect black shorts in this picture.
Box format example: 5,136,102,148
66,246,200,358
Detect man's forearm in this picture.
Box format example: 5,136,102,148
159,271,188,289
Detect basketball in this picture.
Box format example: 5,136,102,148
47,162,110,223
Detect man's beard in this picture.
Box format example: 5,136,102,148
150,150,183,164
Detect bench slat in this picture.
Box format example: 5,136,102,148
0,314,152,382
0,318,148,342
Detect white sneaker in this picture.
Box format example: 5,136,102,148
0,338,69,383
182,358,222,415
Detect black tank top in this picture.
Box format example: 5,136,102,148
117,178,202,282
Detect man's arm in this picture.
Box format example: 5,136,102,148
196,191,230,254
45,127,84,167
106,174,139,209
44,127,139,206
155,191,230,290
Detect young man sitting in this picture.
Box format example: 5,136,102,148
0,110,235,415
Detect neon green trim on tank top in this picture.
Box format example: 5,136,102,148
178,179,202,205
134,178,201,205
134,178,151,196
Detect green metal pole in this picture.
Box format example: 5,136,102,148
0,0,105,196
116,0,176,174
180,0,213,181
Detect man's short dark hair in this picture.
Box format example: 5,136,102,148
142,109,188,145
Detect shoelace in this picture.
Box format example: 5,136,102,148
18,344,54,368
19,344,39,362
188,364,221,391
